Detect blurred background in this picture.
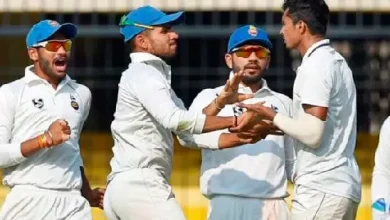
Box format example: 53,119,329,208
0,0,389,219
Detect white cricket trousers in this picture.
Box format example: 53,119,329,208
207,195,291,220
104,168,186,220
0,185,92,220
291,185,359,220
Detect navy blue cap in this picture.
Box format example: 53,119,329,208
26,19,77,48
119,5,184,42
228,25,272,53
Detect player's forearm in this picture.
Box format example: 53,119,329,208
202,98,224,116
218,133,246,149
80,166,93,200
203,116,235,133
273,112,325,148
0,133,50,168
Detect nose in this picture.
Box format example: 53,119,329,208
279,28,283,36
170,30,179,40
56,45,67,55
248,51,258,61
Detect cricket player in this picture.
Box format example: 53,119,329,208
0,20,104,220
372,116,390,219
188,25,295,220
233,1,362,219
103,6,270,220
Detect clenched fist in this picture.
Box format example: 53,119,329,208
46,119,71,146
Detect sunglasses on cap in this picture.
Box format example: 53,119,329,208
119,15,154,29
232,46,270,59
32,40,72,52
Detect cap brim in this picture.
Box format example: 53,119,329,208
152,11,184,26
120,26,144,42
54,23,78,39
229,38,272,53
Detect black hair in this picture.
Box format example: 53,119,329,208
282,0,330,36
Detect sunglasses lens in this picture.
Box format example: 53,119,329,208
255,49,269,58
235,47,270,59
236,50,252,58
63,41,72,51
45,41,72,52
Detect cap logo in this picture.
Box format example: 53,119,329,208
248,25,257,37
48,20,60,27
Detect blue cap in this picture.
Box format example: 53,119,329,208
26,20,78,48
227,25,272,53
119,5,184,42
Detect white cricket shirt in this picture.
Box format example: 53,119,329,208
108,52,218,182
0,65,91,190
372,116,390,217
292,39,361,202
189,78,296,199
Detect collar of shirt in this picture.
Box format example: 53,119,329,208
302,39,330,61
24,65,73,92
228,71,272,95
129,52,172,84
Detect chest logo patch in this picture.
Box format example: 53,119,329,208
70,95,79,110
32,98,44,109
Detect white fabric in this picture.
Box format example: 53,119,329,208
372,116,390,219
291,185,358,220
188,79,296,199
108,52,219,182
0,185,92,220
273,111,325,148
207,195,291,220
104,169,186,220
292,39,361,203
0,66,91,190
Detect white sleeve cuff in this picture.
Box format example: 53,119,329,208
1,144,27,167
193,113,206,134
12,144,27,162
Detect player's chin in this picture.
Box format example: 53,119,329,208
52,69,67,79
244,69,261,76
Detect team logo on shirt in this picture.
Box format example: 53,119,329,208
70,95,79,110
232,106,244,116
32,98,44,109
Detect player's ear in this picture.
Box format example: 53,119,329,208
28,48,39,62
225,53,233,69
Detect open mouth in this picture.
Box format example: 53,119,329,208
53,57,67,72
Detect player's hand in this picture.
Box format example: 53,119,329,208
236,120,274,144
87,187,105,209
229,110,263,133
216,70,254,107
236,102,277,121
47,119,71,146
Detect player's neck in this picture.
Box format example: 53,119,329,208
297,35,325,57
33,66,60,90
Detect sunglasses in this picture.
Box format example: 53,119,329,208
32,40,72,52
119,15,154,29
232,46,270,59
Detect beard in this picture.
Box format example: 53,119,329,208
37,51,67,82
232,61,264,85
38,56,58,79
